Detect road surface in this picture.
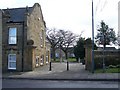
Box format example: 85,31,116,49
2,79,119,89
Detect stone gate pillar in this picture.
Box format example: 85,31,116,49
24,45,36,71
84,44,92,71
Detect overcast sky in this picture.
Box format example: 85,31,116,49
0,0,119,39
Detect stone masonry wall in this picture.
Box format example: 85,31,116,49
0,10,2,72
24,3,46,70
84,45,92,71
2,22,23,72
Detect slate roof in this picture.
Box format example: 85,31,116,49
3,7,32,22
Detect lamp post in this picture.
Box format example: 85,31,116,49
98,32,105,73
102,30,105,73
92,0,94,73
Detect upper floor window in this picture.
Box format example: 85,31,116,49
9,28,17,44
40,30,44,47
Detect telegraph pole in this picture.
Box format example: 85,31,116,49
92,0,94,73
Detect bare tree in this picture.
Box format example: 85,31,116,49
58,30,76,60
46,28,61,61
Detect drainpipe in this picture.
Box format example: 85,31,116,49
21,21,24,72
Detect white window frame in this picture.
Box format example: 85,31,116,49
46,56,48,64
8,54,16,70
40,30,44,48
40,55,44,65
8,28,17,44
40,58,43,65
36,56,39,66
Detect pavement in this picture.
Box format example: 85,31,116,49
2,62,120,81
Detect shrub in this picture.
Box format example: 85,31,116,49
108,65,116,68
94,57,103,69
81,59,85,65
94,56,119,70
116,65,120,68
105,57,120,66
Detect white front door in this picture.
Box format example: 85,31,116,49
8,54,16,70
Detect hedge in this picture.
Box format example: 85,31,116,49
94,56,120,69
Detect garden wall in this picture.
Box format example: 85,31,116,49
94,50,120,69
85,45,120,71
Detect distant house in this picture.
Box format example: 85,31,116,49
55,47,75,59
1,3,51,72
97,47,116,51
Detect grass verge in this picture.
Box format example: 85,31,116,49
95,68,120,73
51,58,77,62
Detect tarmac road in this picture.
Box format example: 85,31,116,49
2,79,119,89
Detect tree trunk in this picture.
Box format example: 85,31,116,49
52,47,56,61
76,57,79,62
59,48,62,62
65,51,68,60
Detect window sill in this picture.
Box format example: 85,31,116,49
8,44,17,46
8,68,16,70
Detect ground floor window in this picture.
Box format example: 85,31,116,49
8,54,16,70
36,56,39,66
40,55,44,65
46,56,48,64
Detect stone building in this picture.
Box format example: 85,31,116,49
1,3,51,72
55,47,75,59
0,9,2,71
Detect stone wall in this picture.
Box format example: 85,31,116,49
84,45,92,71
85,45,119,71
24,3,47,70
94,50,119,58
94,50,119,69
0,10,2,74
2,22,23,72
2,3,51,72
46,41,51,63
